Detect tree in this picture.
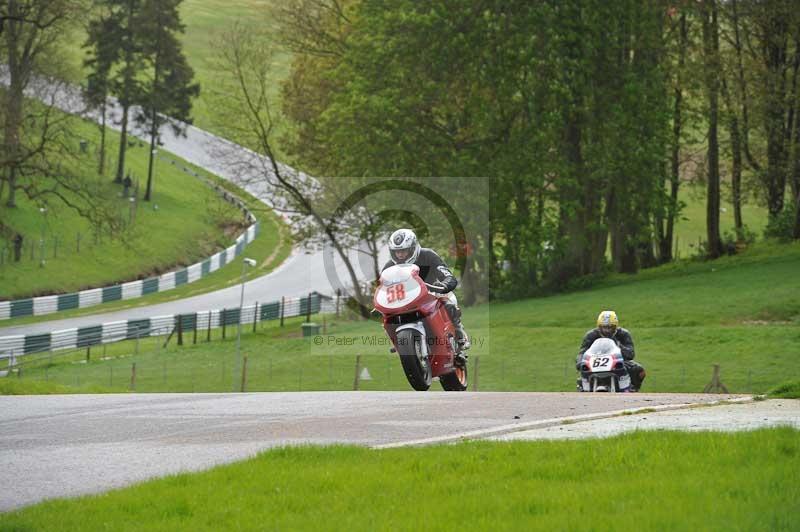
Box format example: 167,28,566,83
134,0,198,202
278,0,674,297
1,0,83,207
657,9,690,262
701,0,723,258
83,1,116,176
84,0,145,184
2,0,79,207
212,24,375,316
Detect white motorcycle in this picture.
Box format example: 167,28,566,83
576,338,632,392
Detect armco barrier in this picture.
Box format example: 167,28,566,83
0,177,259,321
0,293,327,366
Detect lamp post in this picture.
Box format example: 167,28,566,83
234,257,257,391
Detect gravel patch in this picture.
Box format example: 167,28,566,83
491,399,800,441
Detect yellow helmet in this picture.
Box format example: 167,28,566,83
596,310,619,337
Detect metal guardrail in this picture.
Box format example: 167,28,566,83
0,293,332,369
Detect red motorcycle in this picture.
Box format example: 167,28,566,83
374,264,468,391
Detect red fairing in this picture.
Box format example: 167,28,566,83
375,264,458,378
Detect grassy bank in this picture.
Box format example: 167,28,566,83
0,160,291,329
1,428,797,531
0,117,246,300
8,242,799,394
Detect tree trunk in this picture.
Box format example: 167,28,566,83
145,109,157,201
115,103,130,183
721,70,744,239
703,0,723,258
3,5,24,208
794,189,800,239
730,113,744,238
761,6,791,222
98,102,107,176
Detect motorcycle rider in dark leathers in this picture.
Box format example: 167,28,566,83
381,228,471,359
577,310,646,391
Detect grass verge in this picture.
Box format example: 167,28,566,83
0,428,797,531
768,380,800,399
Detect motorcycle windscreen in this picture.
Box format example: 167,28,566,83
374,265,423,310
586,337,618,356
584,338,621,373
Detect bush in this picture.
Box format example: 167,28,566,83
768,380,800,399
763,209,796,241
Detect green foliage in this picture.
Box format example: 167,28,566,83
768,380,800,399
278,1,677,299
764,208,797,241
1,429,798,530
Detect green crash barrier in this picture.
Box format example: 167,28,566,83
77,325,103,348
102,285,122,303
24,333,51,354
57,293,79,311
175,269,189,286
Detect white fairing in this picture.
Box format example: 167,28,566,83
376,264,423,310
585,338,621,373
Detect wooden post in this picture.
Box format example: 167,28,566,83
130,362,137,391
336,288,341,317
193,313,198,345
703,364,729,394
471,355,480,392
253,302,259,333
86,347,91,362
280,296,285,327
222,309,227,339
177,315,183,346
207,310,212,342
353,355,362,391
306,293,312,323
240,355,248,392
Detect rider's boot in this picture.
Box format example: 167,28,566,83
443,301,470,364
455,322,471,352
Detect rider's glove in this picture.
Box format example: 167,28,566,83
431,281,448,293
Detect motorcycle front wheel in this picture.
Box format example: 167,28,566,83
397,329,432,391
440,362,468,391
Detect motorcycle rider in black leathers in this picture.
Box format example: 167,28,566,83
577,310,646,391
381,228,471,359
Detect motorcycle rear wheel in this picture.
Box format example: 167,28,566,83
440,362,468,391
397,329,432,391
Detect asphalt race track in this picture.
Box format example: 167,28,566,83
0,391,749,511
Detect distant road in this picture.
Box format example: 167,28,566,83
0,391,753,511
0,73,380,336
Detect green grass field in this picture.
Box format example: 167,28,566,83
0,115,247,300
0,428,797,531
9,241,799,394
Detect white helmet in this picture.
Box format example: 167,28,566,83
388,228,420,264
